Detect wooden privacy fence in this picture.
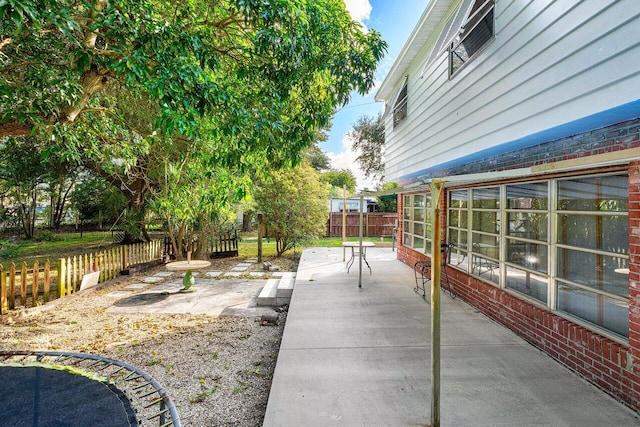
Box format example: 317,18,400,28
0,239,164,314
326,212,398,237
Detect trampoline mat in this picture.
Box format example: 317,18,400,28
0,365,138,427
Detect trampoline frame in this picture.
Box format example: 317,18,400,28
0,350,181,427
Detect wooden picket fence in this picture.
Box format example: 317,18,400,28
0,239,164,314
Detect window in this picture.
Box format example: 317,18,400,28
445,173,629,339
393,79,408,128
470,186,500,284
403,193,432,253
450,0,495,76
505,182,549,303
448,190,469,267
556,175,629,337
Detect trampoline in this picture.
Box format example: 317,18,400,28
0,351,181,427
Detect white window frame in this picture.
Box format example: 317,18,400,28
392,78,408,128
449,0,495,77
445,172,629,340
403,192,432,254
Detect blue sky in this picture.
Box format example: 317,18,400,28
323,0,426,190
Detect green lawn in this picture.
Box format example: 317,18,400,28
0,232,121,267
1,232,394,268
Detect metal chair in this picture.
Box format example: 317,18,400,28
414,243,456,300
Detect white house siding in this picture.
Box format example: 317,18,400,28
383,0,640,183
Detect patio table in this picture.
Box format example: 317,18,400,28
342,241,375,274
166,258,211,293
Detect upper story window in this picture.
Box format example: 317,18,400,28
450,0,495,76
392,79,408,128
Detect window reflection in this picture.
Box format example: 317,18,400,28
472,187,500,209
507,182,548,210
557,175,628,211
506,240,548,274
557,249,628,298
505,266,547,303
557,283,629,338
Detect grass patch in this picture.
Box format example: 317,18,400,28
1,231,393,268
0,231,121,267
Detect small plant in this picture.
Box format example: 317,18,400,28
0,241,18,260
36,230,57,242
189,388,217,403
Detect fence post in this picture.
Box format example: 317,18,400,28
43,260,51,303
8,263,15,309
0,265,6,315
120,245,127,272
32,261,39,307
58,258,66,297
20,262,27,307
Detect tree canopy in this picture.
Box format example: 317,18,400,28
1,0,387,241
1,0,386,149
348,113,385,187
320,169,356,194
0,0,386,241
254,161,329,256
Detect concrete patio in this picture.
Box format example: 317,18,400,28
263,247,639,426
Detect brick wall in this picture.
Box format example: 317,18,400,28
427,118,640,178
394,120,640,411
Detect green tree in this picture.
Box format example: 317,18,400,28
2,0,386,239
348,113,385,187
0,137,77,237
304,144,331,172
254,161,329,256
320,169,356,194
1,0,386,144
376,182,398,212
69,172,128,227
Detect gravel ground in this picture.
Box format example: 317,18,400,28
0,256,296,426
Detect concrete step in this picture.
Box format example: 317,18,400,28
257,273,296,307
276,273,295,306
257,278,280,306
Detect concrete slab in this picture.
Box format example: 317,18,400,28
264,247,639,426
236,262,253,268
153,271,174,277
106,291,133,298
142,276,163,283
123,283,148,290
204,271,222,278
106,279,276,317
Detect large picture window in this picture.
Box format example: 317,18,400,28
403,193,432,254
445,173,629,339
556,175,629,337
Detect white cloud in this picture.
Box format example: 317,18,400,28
327,132,378,192
343,0,372,27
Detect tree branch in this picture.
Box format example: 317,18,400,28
0,120,34,137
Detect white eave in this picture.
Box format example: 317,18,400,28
375,0,456,103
